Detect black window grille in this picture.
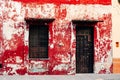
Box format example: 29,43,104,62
25,18,54,59
29,24,49,59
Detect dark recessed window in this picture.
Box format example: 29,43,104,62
25,18,55,59
29,24,49,59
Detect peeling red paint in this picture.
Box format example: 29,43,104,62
94,14,112,63
16,67,27,75
0,0,112,75
98,68,107,74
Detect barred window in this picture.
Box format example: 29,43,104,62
29,24,48,59
25,18,54,59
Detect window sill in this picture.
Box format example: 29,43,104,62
28,58,50,61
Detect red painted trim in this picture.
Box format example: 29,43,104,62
13,0,111,5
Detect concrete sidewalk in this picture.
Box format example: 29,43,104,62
0,74,120,80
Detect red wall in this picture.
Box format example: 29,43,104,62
0,0,112,75
14,0,111,5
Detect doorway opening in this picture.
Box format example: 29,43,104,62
72,20,102,73
76,26,94,73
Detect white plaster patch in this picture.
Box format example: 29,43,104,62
14,26,24,36
12,2,21,15
94,61,112,74
16,56,23,63
3,21,24,39
65,4,112,20
53,64,69,71
40,4,55,18
30,61,43,64
71,23,75,45
0,42,3,54
94,62,103,73
24,27,29,45
2,21,24,50
69,25,76,75
25,4,55,18
29,65,48,73
3,21,15,40
0,0,4,16
29,61,48,73
50,44,54,48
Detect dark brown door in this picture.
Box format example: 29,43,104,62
76,27,94,73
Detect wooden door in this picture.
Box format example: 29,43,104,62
76,27,94,73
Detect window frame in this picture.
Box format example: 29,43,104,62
25,18,55,60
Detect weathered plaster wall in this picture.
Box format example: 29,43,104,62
112,0,120,73
0,0,112,75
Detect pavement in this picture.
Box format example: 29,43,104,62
0,74,120,80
